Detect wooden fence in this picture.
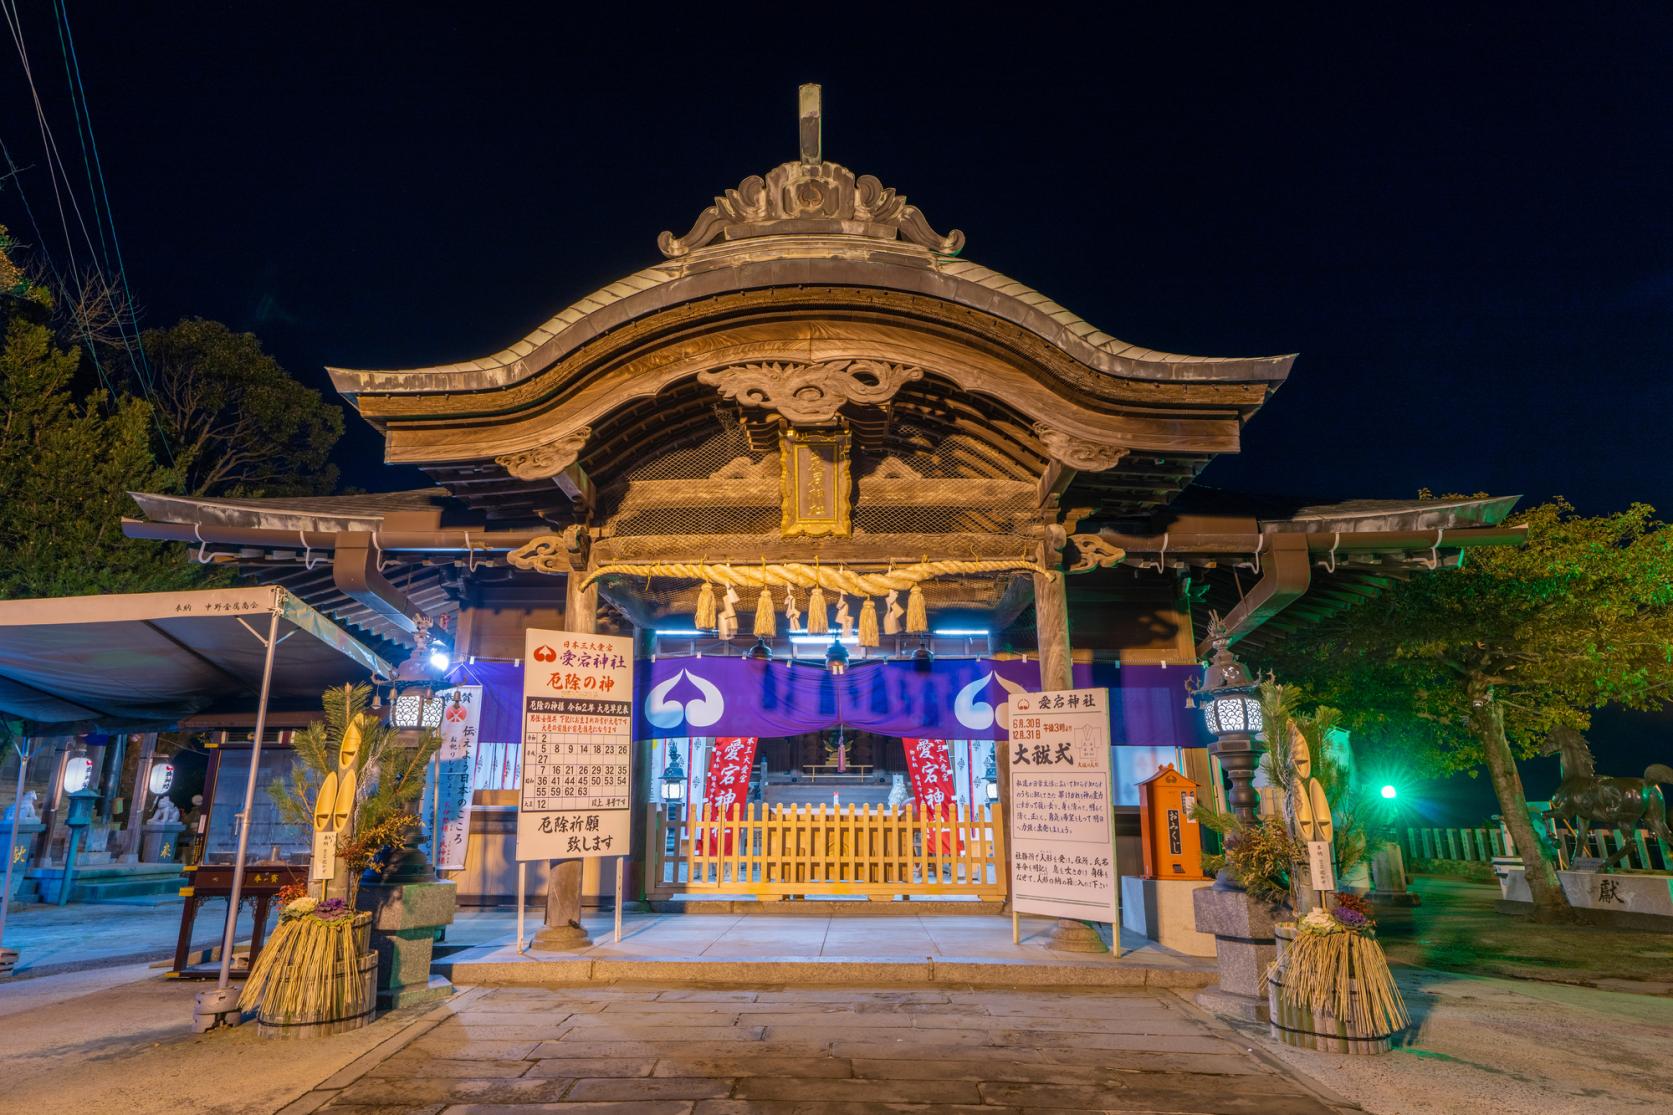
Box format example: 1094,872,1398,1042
646,802,1007,902
1404,823,1671,872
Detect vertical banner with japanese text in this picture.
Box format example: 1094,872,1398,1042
517,629,634,861
697,736,758,854
427,685,481,871
903,737,960,853
1007,688,1119,923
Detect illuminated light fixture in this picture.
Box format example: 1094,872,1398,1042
825,637,850,675
653,628,704,637
427,644,451,672
660,751,687,803
1184,614,1266,828
390,614,448,730
62,754,95,794
745,637,773,661
148,762,175,795
910,638,934,664
932,628,990,637
791,634,859,646
1380,784,1398,800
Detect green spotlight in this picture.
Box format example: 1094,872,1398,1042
1380,784,1398,800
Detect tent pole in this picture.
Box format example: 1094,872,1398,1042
215,607,282,992
1,735,31,952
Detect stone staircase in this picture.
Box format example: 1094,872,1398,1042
26,862,188,905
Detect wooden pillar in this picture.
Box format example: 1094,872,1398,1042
535,569,598,950
121,733,159,862
1031,569,1073,692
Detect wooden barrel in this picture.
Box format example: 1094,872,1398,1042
256,914,377,1039
1266,925,1395,1055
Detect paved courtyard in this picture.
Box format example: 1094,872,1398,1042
285,984,1346,1114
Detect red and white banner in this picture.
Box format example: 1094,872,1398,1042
903,737,960,853
698,736,758,854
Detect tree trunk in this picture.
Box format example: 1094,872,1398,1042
1471,690,1568,918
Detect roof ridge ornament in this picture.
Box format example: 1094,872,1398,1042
658,86,964,259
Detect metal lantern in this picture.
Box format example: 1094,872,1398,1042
391,688,445,730
1185,614,1267,828
660,750,687,803
148,762,175,796
824,637,849,675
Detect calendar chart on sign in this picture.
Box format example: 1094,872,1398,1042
516,629,635,861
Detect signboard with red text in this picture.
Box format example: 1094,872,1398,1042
516,628,634,861
1006,687,1119,924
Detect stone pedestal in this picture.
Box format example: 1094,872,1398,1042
5,821,44,901
1043,918,1108,953
1369,840,1419,907
358,879,457,1010
141,821,185,864
1121,876,1215,956
1192,883,1285,1021
534,859,593,950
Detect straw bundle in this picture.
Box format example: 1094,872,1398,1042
753,587,776,637
1276,928,1408,1036
239,911,372,1024
805,587,829,634
694,582,717,630
906,584,928,633
858,597,879,647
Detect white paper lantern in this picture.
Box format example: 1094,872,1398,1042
63,755,95,793
148,762,175,795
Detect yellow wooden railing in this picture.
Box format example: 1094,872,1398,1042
646,802,1006,901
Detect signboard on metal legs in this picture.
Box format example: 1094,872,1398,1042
516,629,634,861
1006,687,1120,924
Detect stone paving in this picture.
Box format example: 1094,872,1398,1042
285,984,1347,1114
0,894,262,977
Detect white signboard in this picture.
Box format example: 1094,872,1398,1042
309,829,337,882
1307,839,1337,893
1007,687,1119,924
517,629,634,861
426,684,481,871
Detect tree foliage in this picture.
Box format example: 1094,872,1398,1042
270,683,438,836
141,317,344,497
0,316,212,597
1253,499,1673,913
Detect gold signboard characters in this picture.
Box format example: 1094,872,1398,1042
779,428,851,538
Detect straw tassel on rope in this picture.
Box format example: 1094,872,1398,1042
753,586,776,638
694,581,717,630
906,583,928,633
806,586,829,635
858,597,880,647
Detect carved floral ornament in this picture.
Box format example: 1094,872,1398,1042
698,360,923,425
494,426,591,481
658,160,965,258
1033,422,1129,472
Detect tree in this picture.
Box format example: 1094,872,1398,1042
0,315,211,597
141,318,344,497
1253,500,1673,918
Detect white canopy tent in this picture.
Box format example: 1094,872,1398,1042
0,586,397,1018
0,585,394,729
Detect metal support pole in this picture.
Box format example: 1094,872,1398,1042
0,738,31,950
194,607,282,1030
515,860,527,954
429,751,442,868
614,856,624,944
216,607,281,991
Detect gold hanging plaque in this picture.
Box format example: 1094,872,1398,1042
779,427,851,538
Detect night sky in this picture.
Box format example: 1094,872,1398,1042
4,8,1671,816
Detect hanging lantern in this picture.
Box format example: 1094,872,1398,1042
825,637,850,675
148,762,176,795
63,755,95,794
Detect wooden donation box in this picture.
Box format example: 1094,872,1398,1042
1138,764,1207,881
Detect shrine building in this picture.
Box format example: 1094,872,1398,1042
122,89,1522,908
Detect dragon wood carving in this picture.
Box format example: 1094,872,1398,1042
658,160,964,258
698,360,923,425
